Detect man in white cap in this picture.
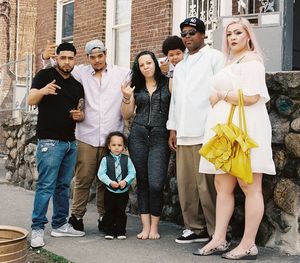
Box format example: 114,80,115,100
42,39,131,232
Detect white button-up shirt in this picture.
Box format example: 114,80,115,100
167,45,224,145
72,64,131,146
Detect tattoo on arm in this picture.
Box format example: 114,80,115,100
77,98,84,111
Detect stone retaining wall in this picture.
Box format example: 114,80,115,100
2,72,300,255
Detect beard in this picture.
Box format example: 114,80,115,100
93,65,105,72
57,64,74,74
92,62,106,72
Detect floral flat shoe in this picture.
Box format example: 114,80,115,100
193,241,231,256
222,244,258,260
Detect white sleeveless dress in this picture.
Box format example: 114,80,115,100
199,60,276,175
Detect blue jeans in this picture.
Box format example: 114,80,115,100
31,139,77,230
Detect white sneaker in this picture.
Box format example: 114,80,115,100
51,223,85,237
31,229,45,248
117,235,127,240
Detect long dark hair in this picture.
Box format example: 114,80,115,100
131,50,165,92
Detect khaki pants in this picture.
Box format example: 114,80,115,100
71,140,106,218
176,145,216,236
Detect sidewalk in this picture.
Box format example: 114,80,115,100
0,159,299,263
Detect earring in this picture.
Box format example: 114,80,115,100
247,39,252,50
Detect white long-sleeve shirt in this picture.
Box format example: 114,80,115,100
167,45,224,145
72,64,130,146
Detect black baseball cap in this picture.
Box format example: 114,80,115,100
180,17,205,33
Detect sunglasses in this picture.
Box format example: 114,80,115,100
180,29,198,38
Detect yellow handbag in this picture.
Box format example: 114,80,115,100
199,89,258,184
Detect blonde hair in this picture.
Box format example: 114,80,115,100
222,18,263,61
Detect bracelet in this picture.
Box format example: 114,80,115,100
123,96,130,101
224,90,230,102
122,98,130,104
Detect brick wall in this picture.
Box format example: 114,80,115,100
36,0,56,70
35,0,106,68
0,1,16,152
131,0,172,62
9,1,17,64
73,0,106,64
17,0,37,75
0,0,36,153
35,0,172,67
0,0,17,67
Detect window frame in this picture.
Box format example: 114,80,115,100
105,0,131,67
56,0,74,44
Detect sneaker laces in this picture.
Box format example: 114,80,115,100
65,223,74,231
65,223,81,233
32,229,43,238
182,229,194,237
56,223,72,232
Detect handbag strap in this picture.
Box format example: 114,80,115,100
238,89,248,135
226,70,248,134
227,104,236,125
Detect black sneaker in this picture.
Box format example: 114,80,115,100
68,214,84,231
175,229,209,244
104,234,114,240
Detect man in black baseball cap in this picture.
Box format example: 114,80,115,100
180,17,206,33
178,17,206,55
167,16,224,247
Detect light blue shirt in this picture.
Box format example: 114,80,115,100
97,153,136,193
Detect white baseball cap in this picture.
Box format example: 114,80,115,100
85,39,106,54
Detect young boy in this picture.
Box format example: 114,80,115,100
97,131,136,240
160,35,185,78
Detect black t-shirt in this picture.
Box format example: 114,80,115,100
31,67,84,141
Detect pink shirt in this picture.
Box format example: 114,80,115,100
72,64,131,146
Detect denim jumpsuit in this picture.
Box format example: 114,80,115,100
128,78,170,216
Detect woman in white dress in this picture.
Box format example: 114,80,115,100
194,18,276,260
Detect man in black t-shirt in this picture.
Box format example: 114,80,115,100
28,42,85,248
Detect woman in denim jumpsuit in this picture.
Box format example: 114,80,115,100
121,51,171,240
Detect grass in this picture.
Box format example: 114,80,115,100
27,243,73,263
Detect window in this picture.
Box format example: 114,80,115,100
186,0,220,32
56,0,74,43
183,0,221,44
237,0,279,14
106,0,132,68
172,1,231,39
